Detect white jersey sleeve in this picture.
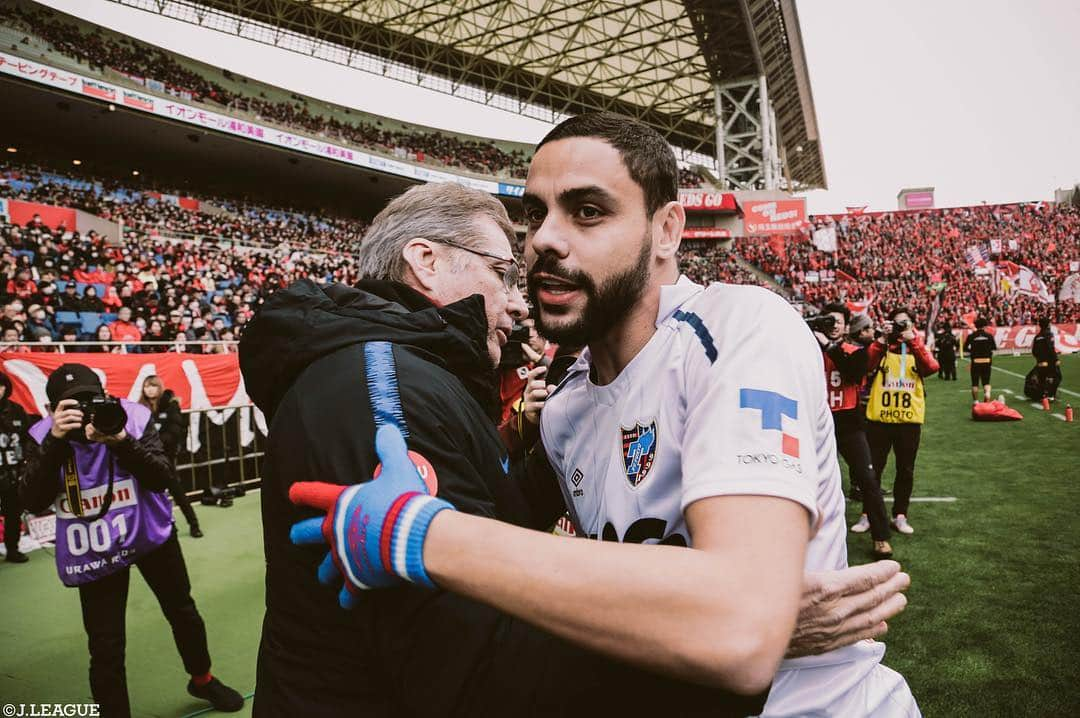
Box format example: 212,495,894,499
679,285,826,526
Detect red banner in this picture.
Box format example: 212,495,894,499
743,199,808,235
5,200,77,231
682,227,731,239
81,78,116,102
957,324,1079,354
679,191,740,213
0,353,249,416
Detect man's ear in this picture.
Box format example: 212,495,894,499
400,239,440,293
654,200,685,261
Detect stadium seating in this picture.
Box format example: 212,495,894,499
2,154,1076,356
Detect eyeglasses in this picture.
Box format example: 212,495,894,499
426,237,520,294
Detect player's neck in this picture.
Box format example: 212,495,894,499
587,284,662,386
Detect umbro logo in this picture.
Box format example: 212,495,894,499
571,468,584,497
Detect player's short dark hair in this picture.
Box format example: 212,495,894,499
822,302,851,322
888,306,914,322
1038,316,1051,329
537,112,678,216
975,317,989,329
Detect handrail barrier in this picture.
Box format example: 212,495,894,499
178,403,264,500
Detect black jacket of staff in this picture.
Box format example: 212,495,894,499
240,278,767,718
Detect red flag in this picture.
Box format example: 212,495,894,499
846,206,867,215
768,235,787,262
835,268,857,283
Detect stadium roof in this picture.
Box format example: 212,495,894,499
119,0,826,188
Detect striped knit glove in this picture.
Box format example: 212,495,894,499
289,424,454,607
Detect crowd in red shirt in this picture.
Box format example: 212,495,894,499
705,202,1079,325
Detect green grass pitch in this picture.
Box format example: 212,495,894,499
0,354,1076,716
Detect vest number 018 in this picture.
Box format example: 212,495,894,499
67,514,129,556
880,390,912,408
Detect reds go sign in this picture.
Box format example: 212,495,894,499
744,199,807,235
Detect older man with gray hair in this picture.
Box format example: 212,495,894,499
241,181,909,718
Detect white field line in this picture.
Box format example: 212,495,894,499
981,362,1080,398
881,497,958,503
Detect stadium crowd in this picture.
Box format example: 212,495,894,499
739,203,1080,325
1,164,368,351
3,155,1075,356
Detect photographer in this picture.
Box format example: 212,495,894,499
811,305,892,559
963,317,996,403
19,364,242,718
1,371,32,563
498,317,554,422
865,309,939,536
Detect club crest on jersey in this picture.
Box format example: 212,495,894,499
621,421,658,488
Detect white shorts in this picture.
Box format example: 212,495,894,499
756,641,921,717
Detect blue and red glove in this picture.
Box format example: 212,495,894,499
289,424,454,607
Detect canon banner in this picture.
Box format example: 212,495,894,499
0,352,252,416
743,199,808,235
957,324,1079,354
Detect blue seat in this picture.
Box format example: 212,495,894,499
100,313,118,325
55,311,80,326
80,313,102,335
55,280,68,292
93,283,108,297
75,282,88,295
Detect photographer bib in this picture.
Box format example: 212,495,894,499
866,346,926,424
29,400,175,587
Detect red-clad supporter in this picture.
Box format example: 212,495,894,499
109,307,142,343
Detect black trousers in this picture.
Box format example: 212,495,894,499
866,421,922,518
970,363,992,387
1,477,22,553
77,528,211,718
938,355,957,380
166,466,199,529
833,411,891,541
1036,365,1061,399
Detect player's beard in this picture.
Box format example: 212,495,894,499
527,229,652,347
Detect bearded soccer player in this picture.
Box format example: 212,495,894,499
285,113,915,716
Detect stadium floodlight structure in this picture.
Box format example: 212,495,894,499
107,0,826,191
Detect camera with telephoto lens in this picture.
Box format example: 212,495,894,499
805,314,837,335
888,319,912,344
76,395,128,436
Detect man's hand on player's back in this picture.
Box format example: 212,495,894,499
787,560,910,658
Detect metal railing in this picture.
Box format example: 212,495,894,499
176,403,265,498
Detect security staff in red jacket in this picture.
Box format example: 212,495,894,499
813,305,892,559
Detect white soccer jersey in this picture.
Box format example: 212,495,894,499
540,276,919,717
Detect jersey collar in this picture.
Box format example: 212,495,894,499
558,275,705,385
656,274,704,327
